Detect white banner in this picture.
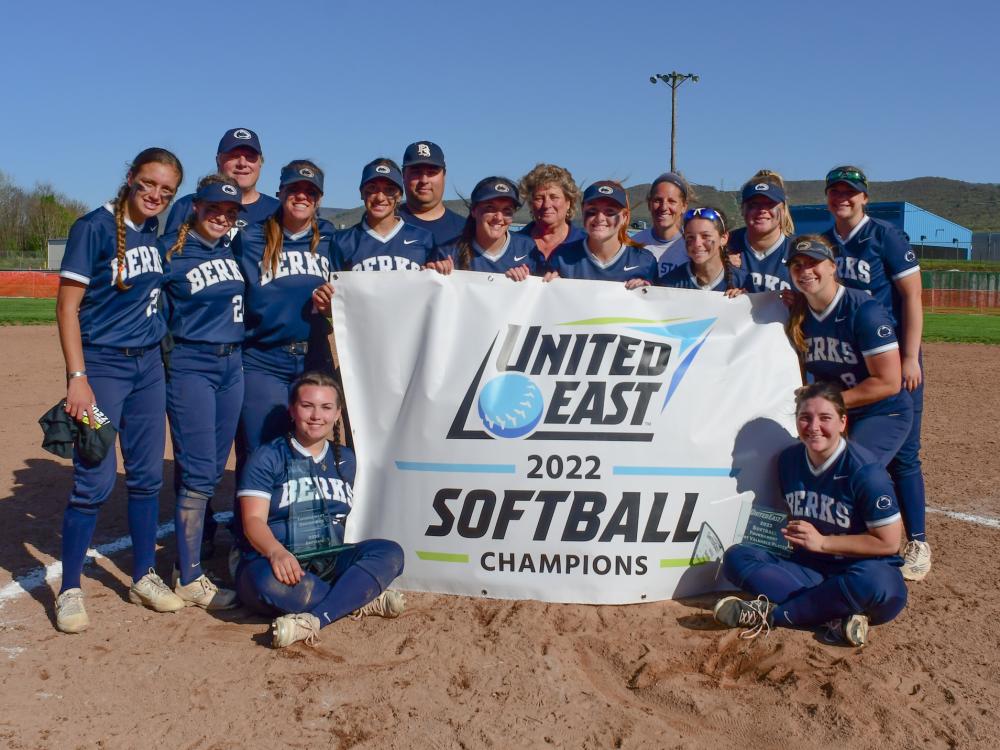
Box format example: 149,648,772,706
333,272,800,604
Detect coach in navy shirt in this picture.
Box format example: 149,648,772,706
397,141,466,247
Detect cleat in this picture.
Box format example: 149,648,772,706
821,614,869,647
351,589,406,620
272,613,321,648
901,540,931,581
713,595,774,640
174,574,238,610
128,568,185,613
55,588,89,634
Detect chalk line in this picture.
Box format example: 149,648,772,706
0,511,233,608
926,507,1000,530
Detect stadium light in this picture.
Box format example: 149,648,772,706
649,71,699,172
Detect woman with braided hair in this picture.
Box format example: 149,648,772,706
235,371,405,649
656,206,753,297
54,147,184,633
158,174,247,610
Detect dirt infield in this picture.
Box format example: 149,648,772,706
1,326,998,749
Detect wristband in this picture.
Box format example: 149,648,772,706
67,370,87,381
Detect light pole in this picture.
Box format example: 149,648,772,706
649,71,699,172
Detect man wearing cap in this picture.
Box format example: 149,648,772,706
164,127,279,235
631,172,691,277
398,141,466,247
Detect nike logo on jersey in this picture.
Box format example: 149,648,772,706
403,239,419,245
834,316,847,322
833,474,849,480
513,255,528,262
623,264,640,271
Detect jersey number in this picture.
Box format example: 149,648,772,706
840,373,857,388
232,295,244,323
145,289,161,318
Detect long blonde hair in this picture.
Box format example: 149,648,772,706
741,169,795,237
262,159,323,277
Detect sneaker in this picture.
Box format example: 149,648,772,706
713,595,774,640
55,588,89,633
351,589,406,619
128,568,185,613
174,574,238,610
901,540,932,581
821,614,869,647
272,613,321,648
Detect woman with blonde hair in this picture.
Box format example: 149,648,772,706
727,169,794,292
518,163,586,258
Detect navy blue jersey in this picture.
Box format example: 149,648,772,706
59,204,167,348
238,437,355,549
332,219,434,272
158,230,246,344
163,192,279,236
656,260,753,293
398,205,467,247
822,216,919,326
233,221,334,347
727,228,792,292
631,227,688,277
546,240,657,283
802,286,907,418
433,231,545,274
778,438,901,565
518,221,587,257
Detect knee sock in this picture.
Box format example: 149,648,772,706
60,506,99,593
175,490,209,585
127,494,159,582
895,471,927,541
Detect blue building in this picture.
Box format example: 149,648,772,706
790,202,972,260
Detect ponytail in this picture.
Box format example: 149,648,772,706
455,215,476,271
167,221,192,262
112,185,131,290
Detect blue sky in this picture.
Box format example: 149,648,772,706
1,0,996,209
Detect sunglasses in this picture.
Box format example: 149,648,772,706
825,168,868,188
683,207,726,232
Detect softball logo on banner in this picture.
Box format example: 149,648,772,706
331,272,801,604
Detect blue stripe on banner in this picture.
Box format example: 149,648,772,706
395,461,517,474
613,466,738,477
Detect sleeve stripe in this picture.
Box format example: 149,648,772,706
862,342,899,357
891,266,920,281
237,490,272,500
867,513,901,529
59,270,91,285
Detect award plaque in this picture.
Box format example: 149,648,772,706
734,506,794,558
286,463,350,561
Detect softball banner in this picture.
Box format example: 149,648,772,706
332,271,800,604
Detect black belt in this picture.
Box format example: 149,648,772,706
277,340,309,355
174,340,241,356
85,343,159,357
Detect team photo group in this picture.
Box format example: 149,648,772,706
50,125,927,651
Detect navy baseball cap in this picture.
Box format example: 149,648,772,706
280,164,324,193
195,181,247,210
360,161,405,193
217,128,262,155
583,182,627,208
788,237,836,263
471,177,521,207
825,167,868,194
402,141,446,169
741,180,786,205
650,172,689,199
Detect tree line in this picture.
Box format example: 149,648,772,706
0,170,87,262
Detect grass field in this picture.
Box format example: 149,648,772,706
2,298,999,343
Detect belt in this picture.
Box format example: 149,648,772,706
277,340,309,355
174,340,241,356
85,343,159,357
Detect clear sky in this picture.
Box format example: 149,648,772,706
1,0,996,209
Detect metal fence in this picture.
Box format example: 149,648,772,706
922,271,1000,312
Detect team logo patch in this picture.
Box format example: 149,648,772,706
875,495,892,510
904,250,916,262
477,373,544,439
796,241,811,251
233,129,252,140
495,183,510,193
236,219,248,229
417,144,431,157
597,186,614,195
375,165,390,175
299,167,315,178
754,183,769,191
876,325,892,338
221,184,237,196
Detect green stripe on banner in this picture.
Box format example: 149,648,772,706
659,558,692,568
559,316,683,326
416,551,469,563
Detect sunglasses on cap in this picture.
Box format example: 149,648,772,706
683,207,726,232
825,168,868,188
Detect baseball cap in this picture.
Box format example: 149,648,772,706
471,177,521,207
217,128,262,155
39,400,118,467
402,141,446,169
825,167,868,194
279,164,324,193
788,237,836,263
650,172,689,199
360,160,405,193
583,182,627,208
195,181,247,210
741,180,786,205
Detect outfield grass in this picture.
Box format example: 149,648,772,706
1,298,999,344
921,259,1000,273
0,297,55,325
